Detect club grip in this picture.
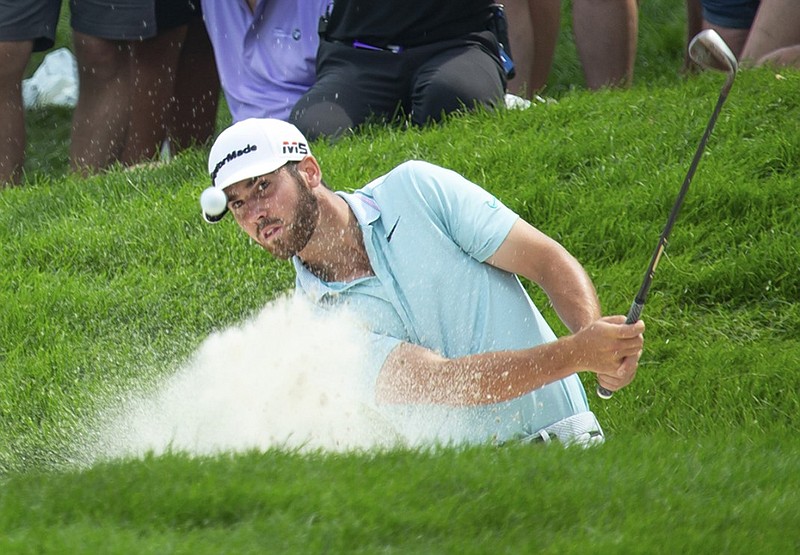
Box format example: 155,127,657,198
625,299,644,325
596,383,615,400
596,300,645,399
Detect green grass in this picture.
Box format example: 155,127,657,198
3,1,800,551
1,438,799,553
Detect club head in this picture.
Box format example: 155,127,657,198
689,29,739,75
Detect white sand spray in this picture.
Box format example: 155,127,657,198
84,295,410,463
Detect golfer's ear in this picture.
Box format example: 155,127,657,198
298,156,322,188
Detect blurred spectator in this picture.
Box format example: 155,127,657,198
504,0,638,96
0,1,219,186
685,0,704,73
167,12,221,153
0,36,32,185
694,0,800,68
504,0,560,95
697,0,760,58
201,0,329,123
289,0,509,141
122,2,221,166
0,1,157,183
740,0,800,68
68,2,168,174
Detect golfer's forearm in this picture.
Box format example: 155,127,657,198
377,339,583,406
543,263,602,333
452,340,583,405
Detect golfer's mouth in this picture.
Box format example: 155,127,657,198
259,221,284,243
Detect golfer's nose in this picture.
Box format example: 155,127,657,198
243,192,270,224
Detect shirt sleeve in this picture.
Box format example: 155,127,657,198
398,160,519,262
361,333,404,386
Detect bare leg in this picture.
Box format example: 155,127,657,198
529,0,562,92
121,25,186,166
573,0,638,89
0,40,32,186
505,0,534,97
70,32,132,174
168,15,220,154
506,0,561,97
684,0,703,72
742,0,800,66
755,44,800,68
702,22,749,60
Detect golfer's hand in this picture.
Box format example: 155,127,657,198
573,316,644,393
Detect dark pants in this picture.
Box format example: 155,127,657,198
290,30,506,141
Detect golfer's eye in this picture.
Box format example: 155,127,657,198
256,178,270,192
230,199,244,211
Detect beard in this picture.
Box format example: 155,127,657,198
262,174,320,259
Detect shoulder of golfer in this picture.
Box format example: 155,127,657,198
369,159,605,333
485,210,602,334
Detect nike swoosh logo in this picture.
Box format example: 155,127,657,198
386,216,401,242
485,197,498,209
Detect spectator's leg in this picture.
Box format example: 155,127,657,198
70,31,132,174
753,45,800,68
699,0,758,59
168,15,220,154
291,91,356,142
528,0,562,92
701,23,749,59
0,40,33,186
684,0,704,72
742,0,800,67
291,43,401,141
572,0,638,89
506,0,562,96
411,39,505,126
504,0,535,97
121,25,187,166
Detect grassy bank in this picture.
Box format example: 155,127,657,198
1,436,798,553
2,65,798,550
3,1,800,551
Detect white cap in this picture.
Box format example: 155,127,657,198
201,118,311,222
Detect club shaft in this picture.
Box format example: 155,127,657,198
596,78,733,400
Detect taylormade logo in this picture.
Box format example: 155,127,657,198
211,144,258,182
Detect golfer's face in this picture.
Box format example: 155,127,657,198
225,164,319,259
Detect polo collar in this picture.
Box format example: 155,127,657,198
292,190,382,301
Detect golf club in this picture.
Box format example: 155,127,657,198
596,29,738,400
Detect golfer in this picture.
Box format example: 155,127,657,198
200,118,644,445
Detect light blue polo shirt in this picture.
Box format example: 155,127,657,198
293,160,591,444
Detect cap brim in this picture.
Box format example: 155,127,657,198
215,159,287,190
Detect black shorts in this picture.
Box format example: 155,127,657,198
0,0,199,52
155,0,202,32
0,0,62,52
701,0,760,29
70,0,156,41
